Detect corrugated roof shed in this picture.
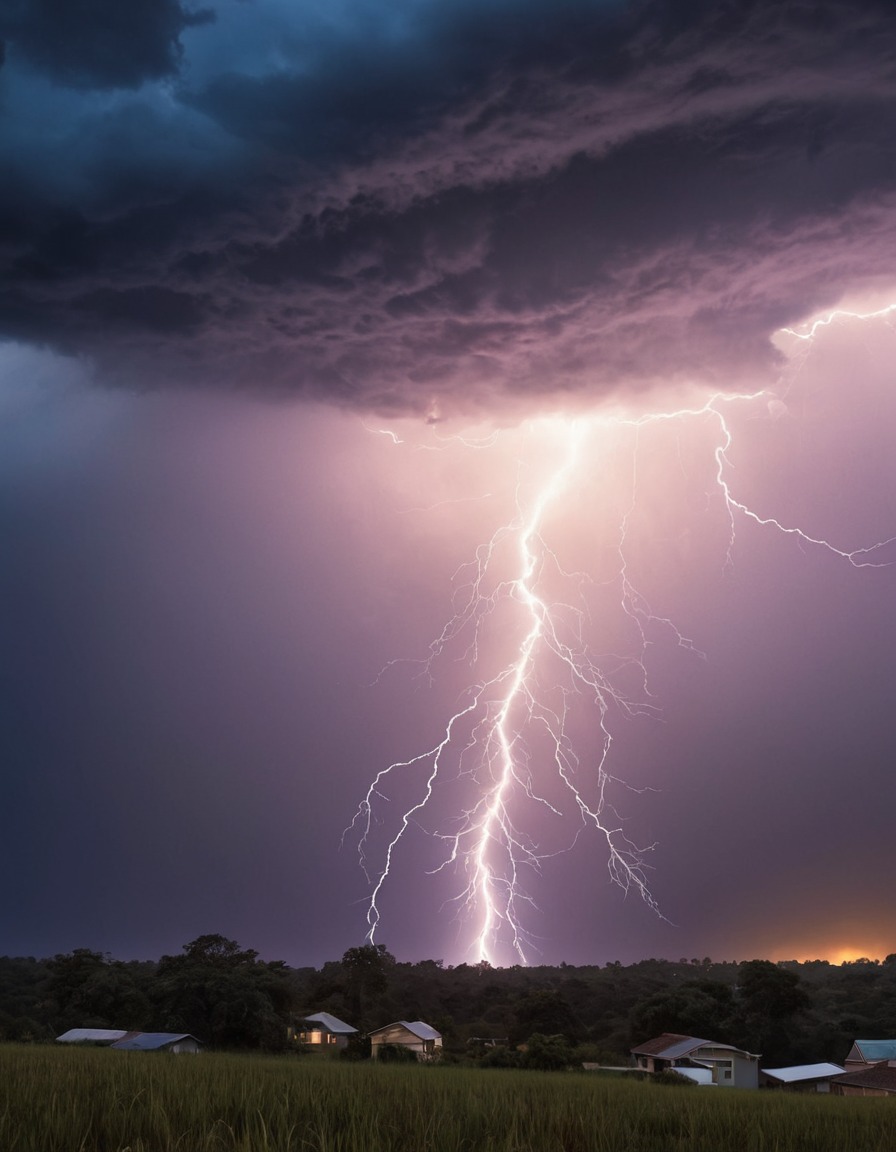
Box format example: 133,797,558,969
301,1012,357,1034
56,1029,128,1044
111,1032,200,1051
763,1063,846,1084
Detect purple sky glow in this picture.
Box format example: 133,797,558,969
1,0,896,968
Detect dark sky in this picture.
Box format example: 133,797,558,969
2,0,896,968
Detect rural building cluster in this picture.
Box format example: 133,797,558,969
55,1016,896,1095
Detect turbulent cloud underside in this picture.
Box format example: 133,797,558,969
2,0,896,415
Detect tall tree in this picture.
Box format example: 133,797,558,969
154,934,294,1050
340,944,395,1025
733,960,810,1063
45,949,151,1032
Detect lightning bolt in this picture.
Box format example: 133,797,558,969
347,307,896,966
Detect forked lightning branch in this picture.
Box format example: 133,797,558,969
346,308,896,967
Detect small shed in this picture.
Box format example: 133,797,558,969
56,1029,129,1045
111,1032,202,1053
369,1020,442,1061
761,1063,846,1092
292,1012,358,1050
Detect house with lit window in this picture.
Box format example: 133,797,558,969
290,1012,358,1050
631,1033,760,1088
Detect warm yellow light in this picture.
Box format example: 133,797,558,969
829,947,880,965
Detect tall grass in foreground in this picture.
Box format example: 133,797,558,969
3,1044,895,1152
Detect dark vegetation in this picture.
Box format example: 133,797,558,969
2,935,895,1067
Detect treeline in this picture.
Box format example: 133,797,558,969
2,937,896,1066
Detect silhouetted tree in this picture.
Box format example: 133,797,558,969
340,943,395,1024
631,980,734,1042
523,1032,574,1070
45,948,151,1032
154,934,294,1050
733,959,810,1063
512,988,579,1044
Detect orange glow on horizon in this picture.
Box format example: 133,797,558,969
765,942,889,965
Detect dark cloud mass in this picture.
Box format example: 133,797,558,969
1,0,896,414
0,0,214,89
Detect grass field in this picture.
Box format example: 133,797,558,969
3,1044,896,1152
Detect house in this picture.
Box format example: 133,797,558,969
631,1033,760,1088
369,1020,442,1061
760,1063,846,1092
291,1012,358,1050
830,1061,896,1097
56,1029,130,1045
843,1039,896,1069
110,1032,202,1053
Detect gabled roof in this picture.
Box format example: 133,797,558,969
300,1012,357,1035
56,1029,128,1044
834,1061,896,1093
763,1063,846,1084
111,1032,200,1051
370,1020,442,1041
850,1040,896,1062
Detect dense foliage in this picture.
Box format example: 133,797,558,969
2,938,896,1065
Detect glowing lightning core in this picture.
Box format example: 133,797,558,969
348,415,665,965
347,310,895,966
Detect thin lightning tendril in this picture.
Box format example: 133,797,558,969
346,309,896,966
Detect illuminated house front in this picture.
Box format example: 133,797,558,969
291,1012,358,1049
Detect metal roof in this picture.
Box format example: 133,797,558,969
401,1020,442,1041
763,1063,846,1083
632,1034,713,1060
631,1033,701,1058
111,1033,200,1051
854,1040,896,1061
834,1063,896,1093
301,1012,357,1034
56,1029,128,1044
632,1034,758,1061
370,1020,442,1041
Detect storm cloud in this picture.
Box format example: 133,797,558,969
4,0,896,969
2,0,896,415
0,0,214,89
